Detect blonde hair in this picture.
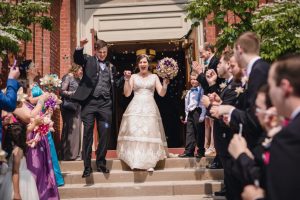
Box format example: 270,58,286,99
234,32,260,55
69,63,82,74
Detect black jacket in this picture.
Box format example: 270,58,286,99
266,112,300,200
230,59,270,149
72,48,123,103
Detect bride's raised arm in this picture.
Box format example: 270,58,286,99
155,75,169,97
123,73,134,97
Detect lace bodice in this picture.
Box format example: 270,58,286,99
132,74,157,96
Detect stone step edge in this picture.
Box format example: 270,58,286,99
62,168,223,174
61,194,226,200
59,180,223,189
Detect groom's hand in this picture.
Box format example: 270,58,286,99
80,38,88,48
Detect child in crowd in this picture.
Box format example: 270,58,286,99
179,71,206,158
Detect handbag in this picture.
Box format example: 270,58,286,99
61,98,78,111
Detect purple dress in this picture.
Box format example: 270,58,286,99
25,103,60,200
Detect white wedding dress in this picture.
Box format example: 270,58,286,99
117,73,168,170
0,151,39,200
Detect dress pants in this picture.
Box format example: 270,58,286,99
219,155,243,200
81,96,112,168
184,108,205,155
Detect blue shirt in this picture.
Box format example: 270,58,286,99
0,79,19,143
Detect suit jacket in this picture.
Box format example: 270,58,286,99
196,55,220,94
212,79,242,156
266,112,300,200
0,79,19,141
72,48,123,103
230,59,270,148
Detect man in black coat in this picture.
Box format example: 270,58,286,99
241,54,300,200
215,32,270,149
72,39,125,177
204,51,243,199
193,42,219,94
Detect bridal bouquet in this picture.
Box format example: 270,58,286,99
40,74,62,92
156,57,179,79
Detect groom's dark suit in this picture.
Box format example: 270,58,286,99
72,48,123,170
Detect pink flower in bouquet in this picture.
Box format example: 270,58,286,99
156,57,179,79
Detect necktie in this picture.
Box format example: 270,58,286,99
191,87,198,92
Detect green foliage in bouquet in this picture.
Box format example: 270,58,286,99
252,0,300,61
0,0,53,57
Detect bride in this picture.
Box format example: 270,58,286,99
117,54,169,172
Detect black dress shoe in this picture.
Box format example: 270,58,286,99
206,161,223,169
195,153,205,159
178,153,194,158
214,187,226,196
97,166,110,173
82,167,92,178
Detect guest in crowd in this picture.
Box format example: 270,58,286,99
0,122,39,200
60,63,83,161
179,71,206,158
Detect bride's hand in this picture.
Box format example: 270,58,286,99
163,79,170,85
123,70,132,81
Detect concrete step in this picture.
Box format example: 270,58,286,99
62,168,223,184
60,157,215,172
59,180,223,198
61,195,226,200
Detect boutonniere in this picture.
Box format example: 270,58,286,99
235,86,245,97
241,76,249,86
219,82,227,91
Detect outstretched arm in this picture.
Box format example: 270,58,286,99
123,72,133,97
155,75,169,97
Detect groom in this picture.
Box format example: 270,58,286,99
73,38,124,178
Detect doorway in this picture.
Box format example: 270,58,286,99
107,40,187,149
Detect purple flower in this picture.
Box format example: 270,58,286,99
45,96,56,109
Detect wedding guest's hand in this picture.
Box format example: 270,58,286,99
192,61,202,74
201,95,210,108
228,134,248,159
80,38,88,48
205,69,217,86
8,66,20,79
241,185,265,200
210,105,220,118
218,105,235,116
40,92,50,102
180,116,187,124
123,70,132,81
208,92,222,105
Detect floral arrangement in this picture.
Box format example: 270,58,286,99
27,115,54,148
40,74,62,92
45,93,62,110
235,86,245,97
156,57,179,79
219,82,227,91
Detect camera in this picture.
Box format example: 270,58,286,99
19,59,33,79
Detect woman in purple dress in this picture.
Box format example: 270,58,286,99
12,87,59,200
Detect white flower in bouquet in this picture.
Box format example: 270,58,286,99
156,57,179,79
40,74,62,92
